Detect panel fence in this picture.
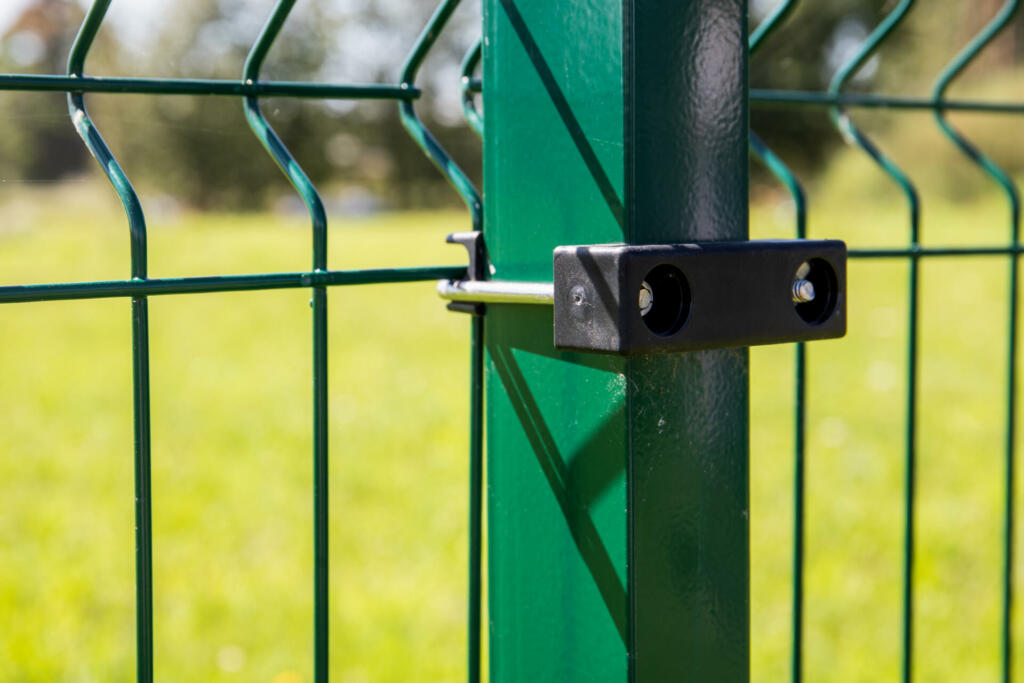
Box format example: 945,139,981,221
0,1,478,682
750,2,1017,682
1,0,1021,681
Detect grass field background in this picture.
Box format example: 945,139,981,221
0,182,1022,681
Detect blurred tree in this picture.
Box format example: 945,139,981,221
0,0,481,211
750,0,907,184
3,0,1024,206
751,0,1024,191
0,0,88,181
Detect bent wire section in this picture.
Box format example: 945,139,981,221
243,0,327,267
242,3,330,682
828,2,919,682
461,39,483,138
400,0,482,230
67,2,154,682
400,5,486,681
749,0,805,248
931,3,1020,681
400,5,485,682
748,3,807,681
68,0,146,277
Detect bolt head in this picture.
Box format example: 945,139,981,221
792,279,816,304
638,281,654,316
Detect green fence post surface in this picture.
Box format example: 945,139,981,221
482,1,749,680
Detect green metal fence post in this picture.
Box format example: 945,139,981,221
482,1,749,680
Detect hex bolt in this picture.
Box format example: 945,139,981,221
638,280,654,316
792,278,816,304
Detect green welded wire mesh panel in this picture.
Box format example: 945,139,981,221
2,0,1023,681
751,1,1019,682
0,1,481,682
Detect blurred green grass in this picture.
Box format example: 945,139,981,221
0,185,1021,681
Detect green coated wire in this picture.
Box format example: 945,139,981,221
0,73,417,98
20,68,1024,114
243,0,328,262
17,1,1024,680
0,266,467,304
67,3,154,682
748,4,806,679
467,312,484,683
400,7,486,681
931,4,1020,681
829,3,919,682
748,0,806,237
850,246,1024,258
749,0,798,54
752,89,1024,113
400,0,482,230
68,1,146,278
243,3,330,681
749,0,805,236
460,39,483,138
461,41,484,683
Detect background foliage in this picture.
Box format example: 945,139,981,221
1,0,1022,210
2,0,1024,681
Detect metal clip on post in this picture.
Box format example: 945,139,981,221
440,231,555,312
443,231,498,315
439,234,848,354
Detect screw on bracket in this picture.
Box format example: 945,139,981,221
792,279,815,304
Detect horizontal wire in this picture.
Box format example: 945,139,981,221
0,74,419,99
5,245,1022,305
21,77,1009,109
11,80,1019,111
468,83,1015,113
0,265,466,304
850,246,1024,257
753,89,1024,113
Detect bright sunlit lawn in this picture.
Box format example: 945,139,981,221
0,181,1022,681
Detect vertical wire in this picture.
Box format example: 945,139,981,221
467,313,484,683
1005,180,1020,683
459,35,484,683
67,3,153,680
748,3,806,679
1005,155,1019,683
242,3,330,680
930,3,1020,679
828,3,919,680
402,6,484,680
463,38,485,680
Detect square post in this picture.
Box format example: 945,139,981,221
482,1,749,680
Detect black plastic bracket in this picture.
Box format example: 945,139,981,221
553,239,846,355
446,231,487,315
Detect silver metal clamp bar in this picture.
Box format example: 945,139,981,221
436,279,554,305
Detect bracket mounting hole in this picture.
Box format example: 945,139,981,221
794,258,838,325
640,264,691,337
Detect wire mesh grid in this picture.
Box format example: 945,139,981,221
750,1,1018,682
1,1,1020,682
0,1,480,681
